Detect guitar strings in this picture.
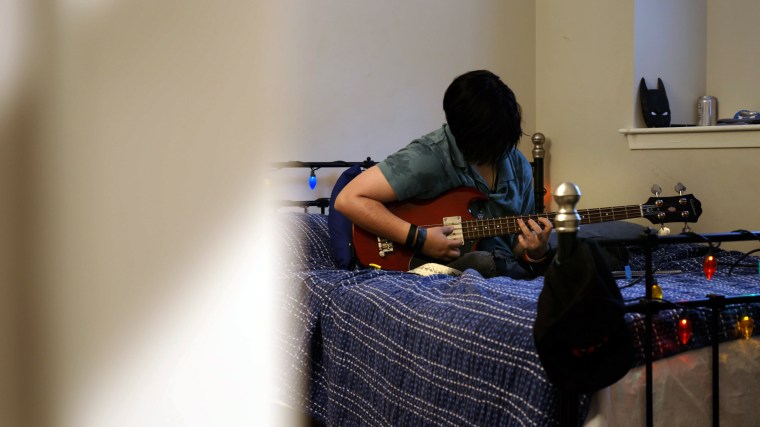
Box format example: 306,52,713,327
459,205,644,239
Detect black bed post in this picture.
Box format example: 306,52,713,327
643,229,656,427
531,133,546,213
707,293,725,427
553,182,582,427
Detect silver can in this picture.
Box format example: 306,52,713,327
697,96,717,126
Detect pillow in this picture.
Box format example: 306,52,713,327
548,221,647,270
575,221,647,240
277,213,336,271
328,164,363,269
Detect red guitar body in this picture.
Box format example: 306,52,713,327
352,187,486,271
350,186,701,271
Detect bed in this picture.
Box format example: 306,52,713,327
271,135,760,427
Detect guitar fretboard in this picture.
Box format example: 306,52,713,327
461,205,644,239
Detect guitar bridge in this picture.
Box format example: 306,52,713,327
377,237,394,257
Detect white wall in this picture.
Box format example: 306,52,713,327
6,1,535,426
537,0,760,250
634,0,707,126
633,0,760,125
6,1,760,426
266,0,537,202
536,0,636,207
1,0,32,424
707,0,760,115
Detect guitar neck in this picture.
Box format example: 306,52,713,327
462,205,643,240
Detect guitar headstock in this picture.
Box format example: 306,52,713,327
642,193,702,225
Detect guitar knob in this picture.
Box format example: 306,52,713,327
651,184,662,197
675,182,686,196
658,226,671,236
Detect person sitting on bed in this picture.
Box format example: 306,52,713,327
334,69,553,278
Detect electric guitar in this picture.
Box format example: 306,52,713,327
352,186,702,271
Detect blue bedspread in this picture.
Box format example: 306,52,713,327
278,213,760,426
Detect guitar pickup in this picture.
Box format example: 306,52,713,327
377,237,394,257
443,216,464,245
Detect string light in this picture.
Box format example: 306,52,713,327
308,168,317,190
651,283,663,300
677,313,692,345
737,314,755,340
703,254,717,280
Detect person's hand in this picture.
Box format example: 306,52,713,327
420,226,463,262
516,218,553,259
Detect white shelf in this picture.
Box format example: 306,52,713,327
619,125,760,149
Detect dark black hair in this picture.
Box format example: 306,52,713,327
443,70,523,165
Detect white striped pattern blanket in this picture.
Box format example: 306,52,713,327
277,213,760,426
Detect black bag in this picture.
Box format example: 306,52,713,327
533,239,633,394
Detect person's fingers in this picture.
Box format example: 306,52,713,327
517,219,532,236
537,217,553,237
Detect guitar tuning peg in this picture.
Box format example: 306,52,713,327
675,182,690,233
675,182,686,195
658,225,671,236
651,184,662,196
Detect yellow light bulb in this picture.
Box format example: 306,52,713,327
651,283,662,300
737,315,755,340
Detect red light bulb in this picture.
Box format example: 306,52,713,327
703,254,717,280
677,316,692,345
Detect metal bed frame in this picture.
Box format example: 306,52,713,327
269,133,548,214
612,230,760,427
269,134,760,426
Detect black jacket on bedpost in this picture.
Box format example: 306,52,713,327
534,239,634,394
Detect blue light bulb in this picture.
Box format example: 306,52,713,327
309,170,317,190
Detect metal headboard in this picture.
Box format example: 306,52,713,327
269,133,548,214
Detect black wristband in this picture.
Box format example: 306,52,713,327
405,224,418,248
413,227,427,253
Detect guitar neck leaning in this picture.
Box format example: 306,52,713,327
461,205,643,240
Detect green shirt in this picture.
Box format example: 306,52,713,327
378,124,536,252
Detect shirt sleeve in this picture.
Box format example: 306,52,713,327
377,141,455,200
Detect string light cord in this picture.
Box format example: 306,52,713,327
619,231,718,291
618,250,671,290
726,229,760,277
619,230,741,292
681,231,723,280
681,231,721,252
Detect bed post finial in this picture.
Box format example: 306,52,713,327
554,182,581,264
554,182,581,234
531,132,545,159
